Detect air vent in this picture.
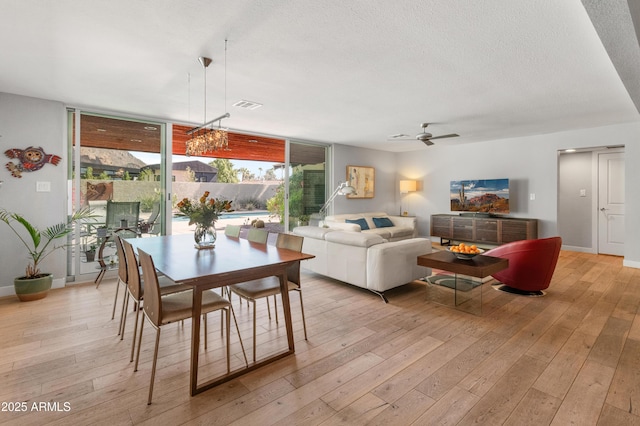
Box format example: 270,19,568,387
233,100,263,110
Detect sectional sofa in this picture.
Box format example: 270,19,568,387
293,224,431,302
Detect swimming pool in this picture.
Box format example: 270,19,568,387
173,210,270,221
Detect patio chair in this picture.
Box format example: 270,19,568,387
106,201,140,233
139,202,161,235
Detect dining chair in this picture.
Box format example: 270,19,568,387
231,227,269,307
111,235,128,323
228,233,307,362
134,248,248,405
224,224,241,238
246,228,269,244
119,238,192,361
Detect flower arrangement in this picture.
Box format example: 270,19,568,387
176,191,233,226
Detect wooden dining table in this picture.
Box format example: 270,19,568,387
128,233,314,396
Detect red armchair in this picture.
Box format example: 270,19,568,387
484,237,562,295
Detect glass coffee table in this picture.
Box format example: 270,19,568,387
417,250,508,315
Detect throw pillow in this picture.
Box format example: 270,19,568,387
373,217,394,228
345,218,370,230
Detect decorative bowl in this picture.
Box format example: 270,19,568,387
448,247,484,260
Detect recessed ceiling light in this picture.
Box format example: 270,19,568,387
130,139,142,142
233,100,263,110
565,149,576,153
144,126,158,131
97,128,107,132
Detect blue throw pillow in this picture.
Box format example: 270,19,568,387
345,218,369,230
373,217,394,228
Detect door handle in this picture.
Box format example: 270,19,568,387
600,207,608,212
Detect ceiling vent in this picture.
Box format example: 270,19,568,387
233,100,263,110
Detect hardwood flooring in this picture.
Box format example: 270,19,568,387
0,250,639,425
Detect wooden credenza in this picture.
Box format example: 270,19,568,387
430,214,537,246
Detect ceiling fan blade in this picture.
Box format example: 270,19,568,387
422,140,434,146
428,133,459,140
388,133,413,140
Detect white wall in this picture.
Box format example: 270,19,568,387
1,92,638,297
394,121,640,266
0,93,67,292
330,144,398,215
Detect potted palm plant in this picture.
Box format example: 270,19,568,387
0,207,94,301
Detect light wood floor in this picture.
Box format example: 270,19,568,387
1,250,639,425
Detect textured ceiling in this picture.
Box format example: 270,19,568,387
1,0,639,152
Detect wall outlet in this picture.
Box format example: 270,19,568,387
529,193,536,201
580,189,586,197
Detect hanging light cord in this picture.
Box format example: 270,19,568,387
203,59,207,124
224,38,228,117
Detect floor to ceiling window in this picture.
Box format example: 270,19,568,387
67,111,329,282
67,110,166,282
287,142,327,231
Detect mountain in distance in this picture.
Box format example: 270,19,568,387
79,147,147,169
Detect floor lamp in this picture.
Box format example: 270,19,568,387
399,180,417,216
319,181,357,219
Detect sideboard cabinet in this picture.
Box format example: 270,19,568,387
430,214,537,245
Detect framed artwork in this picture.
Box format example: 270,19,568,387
346,165,375,198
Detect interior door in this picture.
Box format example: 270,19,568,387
598,151,625,255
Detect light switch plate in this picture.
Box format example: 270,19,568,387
36,181,51,192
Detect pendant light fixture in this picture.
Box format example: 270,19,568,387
185,41,231,156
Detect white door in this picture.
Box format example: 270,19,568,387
598,151,625,256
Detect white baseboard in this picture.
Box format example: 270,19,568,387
561,245,596,254
0,277,67,299
623,259,640,269
0,285,14,298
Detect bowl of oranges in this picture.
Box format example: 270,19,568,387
448,243,484,260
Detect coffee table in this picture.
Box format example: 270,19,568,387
417,250,508,315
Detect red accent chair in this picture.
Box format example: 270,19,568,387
484,237,562,295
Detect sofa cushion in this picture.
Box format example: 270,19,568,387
345,217,369,230
363,227,392,240
324,231,385,247
386,227,415,239
293,225,336,239
373,217,394,228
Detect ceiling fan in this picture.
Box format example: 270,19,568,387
390,123,459,146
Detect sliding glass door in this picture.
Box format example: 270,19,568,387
67,110,167,282
287,142,328,230
66,109,329,282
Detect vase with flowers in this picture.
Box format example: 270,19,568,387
176,191,233,249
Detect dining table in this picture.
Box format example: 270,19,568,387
127,232,314,396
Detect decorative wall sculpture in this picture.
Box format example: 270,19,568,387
5,146,61,178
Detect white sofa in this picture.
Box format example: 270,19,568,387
293,225,431,302
322,211,417,242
